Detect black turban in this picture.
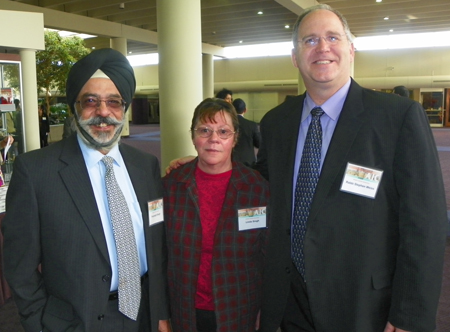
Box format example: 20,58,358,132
66,48,136,113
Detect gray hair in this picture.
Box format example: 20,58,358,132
292,4,353,48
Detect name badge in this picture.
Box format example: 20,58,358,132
340,163,383,199
238,206,267,231
148,198,164,226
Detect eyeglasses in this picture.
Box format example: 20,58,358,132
298,34,345,48
76,97,126,111
193,126,235,139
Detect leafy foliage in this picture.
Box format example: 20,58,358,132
2,63,20,91
36,31,90,109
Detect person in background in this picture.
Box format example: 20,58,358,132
12,99,22,154
4,103,18,156
255,4,447,332
215,88,233,104
393,85,410,98
232,98,261,167
163,98,269,332
62,113,76,139
2,48,171,332
38,103,50,147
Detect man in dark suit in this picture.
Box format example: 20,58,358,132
2,49,171,332
393,85,410,98
232,98,261,166
256,4,447,332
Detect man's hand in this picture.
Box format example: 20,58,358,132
384,321,410,332
158,319,172,332
165,156,195,175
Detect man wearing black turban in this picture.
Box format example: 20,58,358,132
2,48,172,332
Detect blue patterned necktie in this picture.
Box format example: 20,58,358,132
102,156,141,320
292,107,324,279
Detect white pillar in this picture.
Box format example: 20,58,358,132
157,0,202,173
202,53,214,99
110,37,130,137
20,49,40,152
110,37,127,54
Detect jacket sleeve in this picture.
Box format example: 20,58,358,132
388,101,447,331
2,155,46,332
254,116,270,181
253,122,262,149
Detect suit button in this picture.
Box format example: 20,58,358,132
98,314,104,320
102,275,110,282
285,267,291,274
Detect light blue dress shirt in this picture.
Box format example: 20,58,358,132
77,135,148,291
291,79,351,219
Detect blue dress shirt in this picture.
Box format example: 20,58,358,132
291,79,351,219
77,135,148,291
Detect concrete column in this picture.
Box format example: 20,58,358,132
110,37,127,54
157,0,202,172
110,37,130,137
20,49,40,152
202,53,214,99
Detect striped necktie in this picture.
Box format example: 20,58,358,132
292,107,324,279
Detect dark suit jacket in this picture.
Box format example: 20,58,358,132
162,160,269,332
233,115,261,167
256,80,447,332
2,135,170,332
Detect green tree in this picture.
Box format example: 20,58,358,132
36,31,90,109
2,63,20,91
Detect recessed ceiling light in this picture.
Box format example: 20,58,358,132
376,0,382,2
239,40,243,44
128,51,132,54
257,11,263,15
389,29,394,32
285,25,290,29
384,16,389,20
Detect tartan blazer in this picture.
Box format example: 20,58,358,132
162,160,269,332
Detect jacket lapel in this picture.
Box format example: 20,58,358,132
119,145,150,227
58,136,110,263
308,80,367,221
282,94,307,214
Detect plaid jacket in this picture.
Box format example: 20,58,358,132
163,159,269,332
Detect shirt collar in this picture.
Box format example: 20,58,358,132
77,134,122,168
302,78,351,122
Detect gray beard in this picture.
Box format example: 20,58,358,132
75,115,125,152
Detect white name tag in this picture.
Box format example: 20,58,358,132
148,198,164,226
340,163,383,199
238,206,267,231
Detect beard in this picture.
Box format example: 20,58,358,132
76,115,125,151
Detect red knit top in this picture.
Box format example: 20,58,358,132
194,166,232,311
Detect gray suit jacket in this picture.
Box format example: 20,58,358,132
257,79,447,332
2,135,169,332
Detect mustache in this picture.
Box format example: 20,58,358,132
80,116,123,126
